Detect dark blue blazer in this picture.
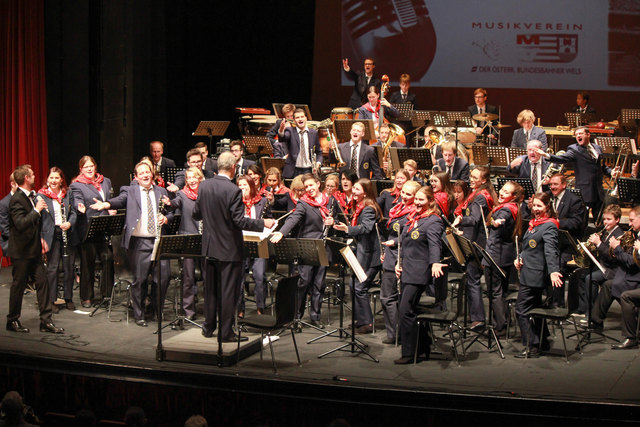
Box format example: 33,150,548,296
554,190,585,238
399,214,444,285
377,190,400,218
344,69,381,109
346,206,381,270
40,191,79,248
611,231,640,298
548,143,611,204
520,221,560,288
193,175,264,262
337,142,384,180
388,91,417,108
484,207,516,267
507,156,550,181
0,192,11,255
279,199,327,239
459,192,491,248
382,214,408,272
8,190,43,259
510,126,548,151
172,191,200,235
437,157,470,182
70,177,113,242
279,127,324,179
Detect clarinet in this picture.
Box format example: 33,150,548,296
323,201,335,239
60,199,69,257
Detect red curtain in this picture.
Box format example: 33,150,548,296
0,0,49,263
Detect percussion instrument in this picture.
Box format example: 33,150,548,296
331,107,355,122
246,115,277,135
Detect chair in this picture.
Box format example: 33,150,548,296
526,273,583,362
414,267,467,365
236,275,302,373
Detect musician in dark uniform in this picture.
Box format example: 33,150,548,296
90,161,173,327
0,173,17,263
335,122,385,180
437,141,470,182
170,167,205,320
70,155,115,309
394,186,446,364
167,148,215,192
237,175,271,317
467,88,498,141
270,174,334,329
507,140,550,193
514,192,563,358
357,86,400,132
149,140,176,177
379,180,420,344
230,140,256,179
542,126,619,220
616,285,640,349
377,169,410,218
510,109,548,151
194,152,274,341
38,167,78,312
266,103,296,158
573,92,596,114
485,181,523,335
342,57,382,109
451,166,496,331
388,73,417,108
588,206,640,333
333,178,383,334
277,108,323,179
6,165,64,334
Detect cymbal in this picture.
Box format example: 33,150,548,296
472,112,498,122
496,123,512,129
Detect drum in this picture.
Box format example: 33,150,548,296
331,107,354,122
246,115,277,135
457,130,477,144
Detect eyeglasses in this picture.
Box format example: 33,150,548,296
82,165,95,170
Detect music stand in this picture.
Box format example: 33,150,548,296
261,157,285,173
485,146,509,172
192,121,230,157
165,214,181,236
596,137,633,154
270,238,328,333
272,103,312,120
496,177,536,200
620,109,640,128
617,177,640,206
451,233,478,331
465,242,506,359
85,214,125,318
374,179,394,195
165,167,184,185
334,119,376,142
470,144,489,166
444,111,475,146
153,234,203,337
389,147,433,172
564,112,593,128
393,103,414,121
242,135,273,156
507,148,527,164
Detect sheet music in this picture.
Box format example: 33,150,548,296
578,241,607,275
339,245,368,283
243,220,278,241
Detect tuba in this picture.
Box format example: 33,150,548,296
542,150,565,181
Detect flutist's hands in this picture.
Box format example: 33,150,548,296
550,271,563,287
432,263,447,278
451,216,462,228
269,231,283,243
395,264,402,279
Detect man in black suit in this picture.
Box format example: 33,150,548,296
508,140,550,193
229,140,255,180
342,57,382,109
542,126,618,220
266,103,296,158
0,172,17,258
167,148,215,192
90,161,173,326
149,141,176,177
467,88,498,141
436,141,470,182
277,108,323,179
388,73,417,107
6,165,63,334
194,142,218,174
572,91,596,114
193,151,275,342
335,121,384,180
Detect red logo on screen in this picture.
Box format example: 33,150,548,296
516,34,578,63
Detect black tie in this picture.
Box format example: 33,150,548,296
402,93,407,102
29,191,37,206
350,144,358,174
531,163,538,191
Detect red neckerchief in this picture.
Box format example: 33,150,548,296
38,186,66,204
387,202,415,228
390,186,401,204
258,184,268,197
528,216,559,232
454,188,493,217
363,101,380,122
434,191,449,218
288,188,299,206
73,173,104,192
181,185,198,201
406,208,438,230
333,191,351,212
243,194,263,217
491,196,518,221
274,185,288,195
300,193,330,219
351,201,366,226
155,175,166,188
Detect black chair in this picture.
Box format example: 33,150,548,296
526,273,583,362
236,275,301,373
414,267,467,365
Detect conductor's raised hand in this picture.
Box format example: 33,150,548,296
342,58,350,71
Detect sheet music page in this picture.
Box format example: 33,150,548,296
339,245,368,283
243,220,278,241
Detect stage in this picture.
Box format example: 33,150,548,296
0,266,639,426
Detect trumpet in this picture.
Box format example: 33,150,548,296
328,128,346,168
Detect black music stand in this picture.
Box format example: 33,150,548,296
392,103,414,121
272,103,312,120
496,177,536,200
596,137,632,155
154,234,203,338
451,233,477,331
333,119,376,142
261,157,285,173
465,242,506,359
374,179,394,195
564,112,593,128
410,110,439,128
85,214,125,318
270,238,329,333
317,243,379,363
507,147,527,164
617,177,640,205
164,167,184,185
192,121,230,157
389,147,432,172
242,135,273,157
165,214,181,236
485,146,509,173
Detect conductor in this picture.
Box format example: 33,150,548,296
194,151,275,342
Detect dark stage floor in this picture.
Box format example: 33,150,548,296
0,264,639,425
